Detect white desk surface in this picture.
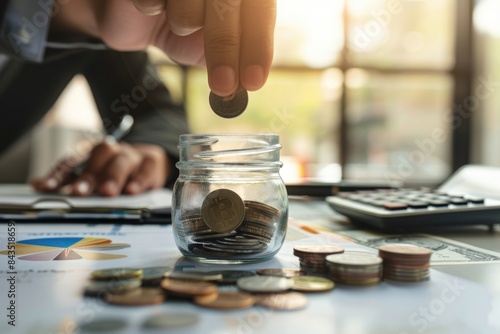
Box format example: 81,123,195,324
0,196,499,334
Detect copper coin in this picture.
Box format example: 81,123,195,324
257,268,305,278
209,86,248,118
379,244,432,258
201,189,245,233
254,292,308,310
161,278,218,297
104,288,165,306
291,276,335,292
194,292,255,310
293,245,345,258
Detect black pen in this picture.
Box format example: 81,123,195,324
71,115,135,177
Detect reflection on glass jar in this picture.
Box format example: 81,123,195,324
172,134,288,264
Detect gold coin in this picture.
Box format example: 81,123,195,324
291,276,335,292
161,278,218,297
104,288,165,306
91,268,143,280
194,292,255,310
201,189,245,233
209,87,248,118
254,292,308,310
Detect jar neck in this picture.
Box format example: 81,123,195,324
178,134,282,165
177,164,283,181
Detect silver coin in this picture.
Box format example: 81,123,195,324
207,270,256,284
84,278,141,296
142,312,199,329
79,318,127,332
141,266,173,281
167,271,223,281
326,252,383,266
209,87,248,118
237,275,293,293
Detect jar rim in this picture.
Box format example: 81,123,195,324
180,133,278,140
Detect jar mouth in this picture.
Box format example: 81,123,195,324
179,133,279,141
178,133,282,166
176,161,283,169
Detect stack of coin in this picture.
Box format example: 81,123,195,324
326,252,383,285
293,244,345,276
378,244,432,282
176,189,281,258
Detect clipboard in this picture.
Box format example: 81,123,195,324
0,186,172,223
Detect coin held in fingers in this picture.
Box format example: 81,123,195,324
209,87,248,118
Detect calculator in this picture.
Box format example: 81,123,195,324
326,165,500,231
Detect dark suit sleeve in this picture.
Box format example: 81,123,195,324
82,50,189,177
0,0,53,61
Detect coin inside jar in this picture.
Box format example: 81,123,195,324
209,86,248,118
201,189,246,233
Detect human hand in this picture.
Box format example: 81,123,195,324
54,0,277,97
30,142,169,197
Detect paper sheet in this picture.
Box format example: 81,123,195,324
0,185,172,209
0,223,498,334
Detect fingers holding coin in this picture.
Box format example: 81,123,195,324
205,0,243,97
239,0,277,92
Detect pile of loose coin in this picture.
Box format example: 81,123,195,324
81,265,337,327
176,189,281,258
293,243,432,285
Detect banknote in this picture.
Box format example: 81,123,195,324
339,230,500,265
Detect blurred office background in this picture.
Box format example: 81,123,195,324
1,0,499,187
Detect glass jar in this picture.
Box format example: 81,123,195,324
172,134,288,264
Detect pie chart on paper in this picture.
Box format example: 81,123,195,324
0,237,130,261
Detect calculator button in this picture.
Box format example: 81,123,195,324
403,201,429,209
466,197,484,204
449,198,469,205
428,200,450,207
383,202,408,210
